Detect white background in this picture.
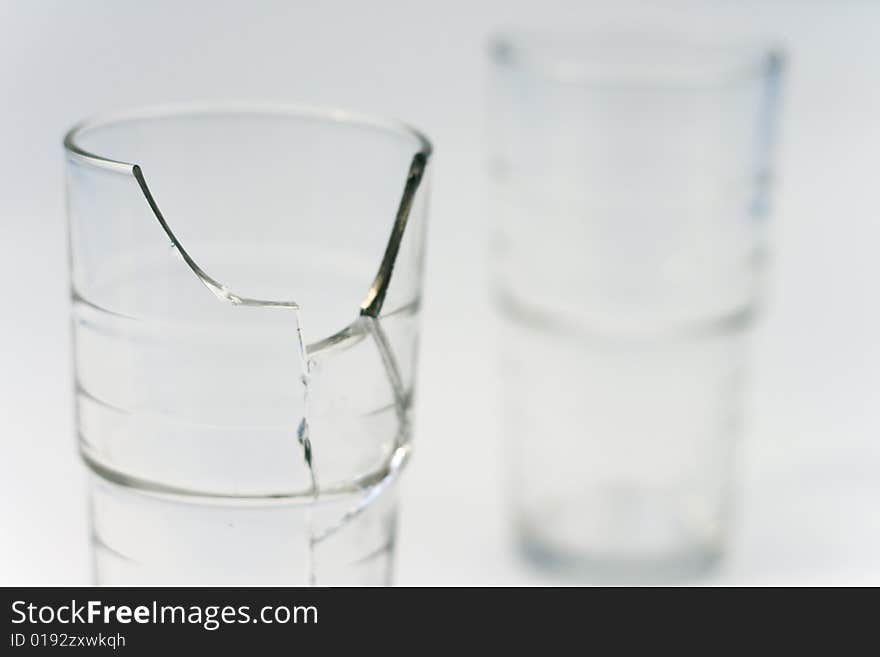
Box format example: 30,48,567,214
1,0,879,585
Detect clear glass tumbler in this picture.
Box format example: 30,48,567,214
489,34,785,579
64,103,432,585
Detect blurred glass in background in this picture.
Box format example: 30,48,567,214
65,104,431,584
489,33,785,579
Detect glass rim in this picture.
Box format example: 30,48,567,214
63,100,433,172
63,101,432,341
490,30,786,89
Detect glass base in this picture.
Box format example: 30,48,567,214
516,487,727,584
519,533,722,584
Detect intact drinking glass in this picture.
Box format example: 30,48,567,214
489,34,785,578
64,103,432,585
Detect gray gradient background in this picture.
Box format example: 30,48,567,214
1,0,878,584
